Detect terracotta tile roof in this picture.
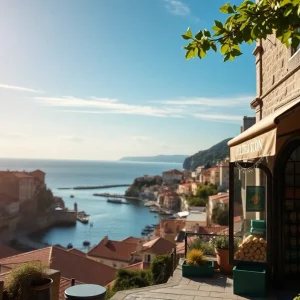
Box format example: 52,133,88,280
209,193,229,201
198,226,228,234
11,172,34,179
87,238,138,263
121,236,141,244
0,246,117,286
123,262,150,271
163,169,183,175
67,248,86,257
59,277,83,300
142,237,175,255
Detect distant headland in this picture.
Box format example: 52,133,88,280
119,155,188,164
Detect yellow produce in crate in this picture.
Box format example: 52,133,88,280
234,235,267,262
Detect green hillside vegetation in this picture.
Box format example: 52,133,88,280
183,138,231,170
186,184,217,207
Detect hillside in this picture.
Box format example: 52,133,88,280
183,138,232,170
119,155,188,164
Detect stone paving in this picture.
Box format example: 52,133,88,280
111,263,282,300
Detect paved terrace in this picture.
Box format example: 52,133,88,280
111,262,293,300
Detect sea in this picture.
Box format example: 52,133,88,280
0,158,181,251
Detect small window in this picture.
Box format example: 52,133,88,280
145,254,151,263
113,263,117,268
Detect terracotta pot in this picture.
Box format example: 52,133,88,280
215,248,233,275
31,278,53,300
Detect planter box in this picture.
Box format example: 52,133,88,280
182,260,214,278
233,264,266,297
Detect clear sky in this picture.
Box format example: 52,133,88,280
0,0,256,161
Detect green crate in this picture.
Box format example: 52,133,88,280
251,220,266,230
182,260,214,278
233,264,266,297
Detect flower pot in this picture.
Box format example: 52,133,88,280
31,278,53,300
215,248,233,275
182,260,214,277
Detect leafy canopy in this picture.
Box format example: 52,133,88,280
182,0,300,62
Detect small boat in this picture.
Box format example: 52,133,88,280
70,195,74,198
90,222,93,227
67,243,73,249
168,216,176,219
150,207,159,213
141,230,147,235
83,240,90,246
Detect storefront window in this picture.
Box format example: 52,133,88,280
232,166,268,263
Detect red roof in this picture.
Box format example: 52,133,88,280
163,169,183,175
209,193,229,201
142,237,175,255
123,262,150,271
121,236,141,244
67,248,86,257
87,238,139,263
0,246,117,286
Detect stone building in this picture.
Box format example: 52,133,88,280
228,32,300,287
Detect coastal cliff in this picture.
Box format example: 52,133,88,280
183,138,231,170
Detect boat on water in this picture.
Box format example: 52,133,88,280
150,207,159,213
70,195,74,198
77,214,89,224
67,243,73,249
83,240,90,246
107,199,129,204
159,210,173,215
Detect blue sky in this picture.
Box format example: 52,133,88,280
0,0,256,160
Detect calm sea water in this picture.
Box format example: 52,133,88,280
0,158,181,251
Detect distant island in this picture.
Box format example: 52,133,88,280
119,155,188,164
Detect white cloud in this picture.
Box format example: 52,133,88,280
194,113,243,124
58,135,83,142
0,83,41,93
164,0,190,16
157,95,254,107
131,136,150,142
0,133,27,140
35,96,184,118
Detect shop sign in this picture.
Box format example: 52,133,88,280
246,186,265,212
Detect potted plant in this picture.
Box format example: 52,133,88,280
212,234,237,275
4,261,53,300
182,249,214,277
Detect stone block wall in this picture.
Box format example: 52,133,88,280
254,34,300,119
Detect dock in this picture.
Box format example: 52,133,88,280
58,184,130,190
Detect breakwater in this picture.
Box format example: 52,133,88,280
93,193,139,200
58,184,130,190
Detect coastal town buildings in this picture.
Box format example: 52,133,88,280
87,236,143,269
162,169,183,183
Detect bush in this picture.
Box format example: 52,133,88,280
186,249,206,266
189,237,215,256
186,196,207,207
113,269,152,293
5,262,48,300
212,206,229,226
212,234,229,250
151,255,172,284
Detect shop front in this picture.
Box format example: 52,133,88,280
228,98,300,289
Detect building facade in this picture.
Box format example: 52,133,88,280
228,34,300,286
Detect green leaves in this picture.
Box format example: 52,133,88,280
181,0,300,62
219,3,234,14
182,27,193,40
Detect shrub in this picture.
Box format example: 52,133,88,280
151,255,172,284
113,269,152,293
186,249,206,266
294,295,300,300
212,234,229,250
5,262,48,300
189,237,215,256
212,206,229,226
